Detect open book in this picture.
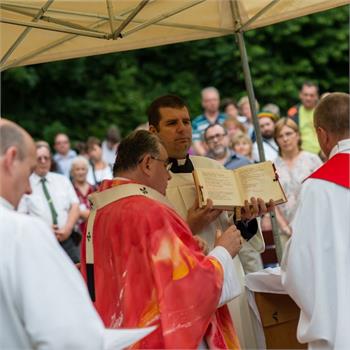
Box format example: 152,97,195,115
193,161,286,211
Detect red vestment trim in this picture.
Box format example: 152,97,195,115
306,153,350,189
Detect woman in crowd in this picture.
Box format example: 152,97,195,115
86,137,113,188
70,156,95,235
273,117,322,249
231,132,254,162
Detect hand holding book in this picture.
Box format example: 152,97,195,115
193,161,287,212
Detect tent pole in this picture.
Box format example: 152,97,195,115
234,30,283,264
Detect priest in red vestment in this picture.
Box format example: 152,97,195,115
282,92,350,349
81,130,243,349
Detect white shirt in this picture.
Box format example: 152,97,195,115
102,140,118,168
0,197,105,349
252,138,278,162
281,139,350,349
18,172,79,229
0,197,154,350
87,164,113,186
53,149,77,178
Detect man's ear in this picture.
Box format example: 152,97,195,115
3,146,18,174
139,154,153,175
149,125,158,134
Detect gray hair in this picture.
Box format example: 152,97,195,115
71,155,89,170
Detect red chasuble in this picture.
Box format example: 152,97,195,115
81,179,240,349
306,153,350,189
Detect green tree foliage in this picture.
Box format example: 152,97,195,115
1,6,348,144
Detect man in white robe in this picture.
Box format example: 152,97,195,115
281,92,350,349
0,119,151,350
148,94,273,349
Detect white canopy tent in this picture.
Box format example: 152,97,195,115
1,0,347,260
0,0,347,70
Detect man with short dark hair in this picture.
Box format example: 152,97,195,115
282,92,350,349
102,125,121,168
252,112,279,162
288,82,320,154
0,119,147,350
148,94,273,349
53,132,77,177
81,130,243,349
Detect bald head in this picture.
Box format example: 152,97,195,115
0,119,36,208
314,93,350,139
0,119,34,159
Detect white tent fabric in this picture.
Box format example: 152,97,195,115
0,0,347,70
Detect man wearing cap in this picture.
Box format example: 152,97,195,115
252,112,279,162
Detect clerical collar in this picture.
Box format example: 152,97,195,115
329,138,350,159
169,155,194,173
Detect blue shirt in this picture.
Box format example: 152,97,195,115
192,113,227,142
223,149,252,170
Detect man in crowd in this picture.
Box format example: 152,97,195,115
18,141,80,263
148,94,273,349
237,96,260,140
81,130,243,349
204,123,251,169
287,82,320,154
192,87,227,156
252,112,279,162
0,119,149,349
101,125,121,169
282,92,350,349
53,132,77,177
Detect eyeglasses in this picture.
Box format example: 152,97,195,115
151,156,172,171
37,155,50,162
206,133,226,143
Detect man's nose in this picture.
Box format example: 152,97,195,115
176,121,187,131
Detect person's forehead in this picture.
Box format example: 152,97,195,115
159,106,189,121
302,86,317,94
37,146,50,156
259,117,274,125
203,91,219,100
279,125,294,133
207,124,225,135
73,161,88,168
55,134,69,142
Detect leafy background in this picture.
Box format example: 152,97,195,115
1,6,348,145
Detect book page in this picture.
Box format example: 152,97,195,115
235,161,286,203
195,168,242,208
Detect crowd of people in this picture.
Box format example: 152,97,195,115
16,82,323,267
1,86,349,349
